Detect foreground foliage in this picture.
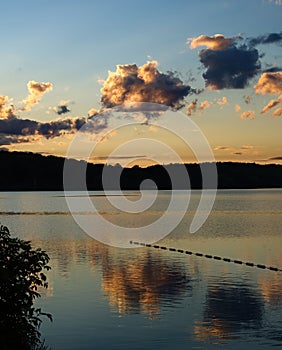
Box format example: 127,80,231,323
0,224,52,349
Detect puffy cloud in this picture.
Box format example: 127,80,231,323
216,96,227,105
55,101,70,115
241,145,254,150
199,47,260,89
235,104,241,112
23,80,53,111
254,72,282,94
214,146,231,151
272,107,282,116
198,100,212,111
188,34,235,50
240,110,255,119
88,108,100,117
261,95,282,113
186,99,197,116
186,96,227,116
244,95,251,104
100,61,191,109
56,105,70,115
0,96,17,119
189,34,260,90
0,80,111,145
249,32,282,46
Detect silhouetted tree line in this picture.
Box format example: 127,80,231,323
0,151,282,190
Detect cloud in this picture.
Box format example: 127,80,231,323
233,152,243,155
92,155,147,161
0,96,17,119
272,107,282,116
241,145,254,150
56,104,70,115
88,108,100,117
265,0,282,6
261,95,282,113
244,95,251,104
216,96,227,105
0,116,87,138
200,47,260,89
0,80,111,145
198,100,212,111
257,155,282,162
98,130,117,143
23,80,53,111
214,146,231,151
254,72,282,94
100,61,191,109
240,110,255,119
187,34,235,51
235,104,241,112
186,96,227,116
186,99,198,116
189,34,260,90
264,66,282,73
0,111,113,146
268,156,282,160
249,32,282,46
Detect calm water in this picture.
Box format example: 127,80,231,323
0,190,282,349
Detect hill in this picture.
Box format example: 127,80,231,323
0,151,281,190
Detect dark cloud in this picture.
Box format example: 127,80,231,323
0,116,88,142
100,61,191,109
188,34,279,90
244,95,251,104
0,113,111,146
199,46,260,89
92,155,147,161
56,105,70,115
249,32,282,47
0,134,30,146
264,66,282,73
268,156,282,160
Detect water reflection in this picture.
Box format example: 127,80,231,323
194,281,264,342
102,251,192,316
8,234,282,348
40,238,193,317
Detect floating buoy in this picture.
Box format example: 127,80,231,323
129,241,281,272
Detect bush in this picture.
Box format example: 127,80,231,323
0,224,52,350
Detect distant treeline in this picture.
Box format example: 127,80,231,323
0,151,282,190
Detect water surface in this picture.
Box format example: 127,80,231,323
0,190,281,349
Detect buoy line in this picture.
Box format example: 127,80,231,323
129,241,282,272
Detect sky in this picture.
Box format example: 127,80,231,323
0,0,281,166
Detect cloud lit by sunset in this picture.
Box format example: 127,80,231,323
0,0,281,165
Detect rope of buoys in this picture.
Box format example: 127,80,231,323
129,241,282,272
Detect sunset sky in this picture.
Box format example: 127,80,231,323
0,0,281,165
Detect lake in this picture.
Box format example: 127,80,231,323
0,190,282,349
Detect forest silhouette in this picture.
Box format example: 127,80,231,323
0,151,282,190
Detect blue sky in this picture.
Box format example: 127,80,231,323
0,0,281,164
